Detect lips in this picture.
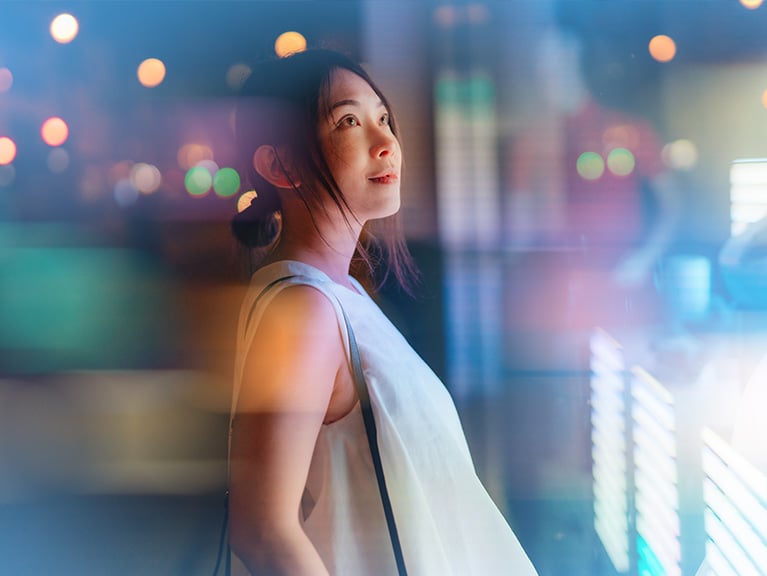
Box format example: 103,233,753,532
368,172,399,184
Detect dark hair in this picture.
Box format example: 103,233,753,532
231,48,418,293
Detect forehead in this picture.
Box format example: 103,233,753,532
326,68,379,103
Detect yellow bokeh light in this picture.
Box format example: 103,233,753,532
137,58,166,88
274,31,307,58
649,35,676,63
740,0,763,9
237,190,258,213
662,139,699,171
41,117,69,147
0,68,12,93
50,13,79,44
0,137,17,165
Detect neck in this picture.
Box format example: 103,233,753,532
266,199,363,289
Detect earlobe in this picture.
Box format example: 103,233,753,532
252,145,300,189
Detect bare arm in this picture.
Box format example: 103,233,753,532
229,286,345,576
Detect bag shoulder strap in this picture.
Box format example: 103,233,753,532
339,303,408,576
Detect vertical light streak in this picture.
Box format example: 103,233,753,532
631,368,681,576
590,329,630,573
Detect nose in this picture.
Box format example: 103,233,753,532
371,128,398,159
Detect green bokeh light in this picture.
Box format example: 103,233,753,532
607,148,636,176
576,151,605,181
213,167,241,197
184,166,212,196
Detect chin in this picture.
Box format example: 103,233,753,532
381,196,402,218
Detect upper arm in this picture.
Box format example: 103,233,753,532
229,285,345,540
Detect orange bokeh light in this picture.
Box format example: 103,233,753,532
237,190,258,213
41,117,69,146
649,35,677,63
0,137,16,165
740,0,763,9
177,142,214,170
762,88,767,109
137,58,166,88
274,31,307,58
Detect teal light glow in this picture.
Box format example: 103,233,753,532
576,151,604,180
213,167,241,197
607,148,636,176
434,74,495,110
185,166,212,196
637,535,665,576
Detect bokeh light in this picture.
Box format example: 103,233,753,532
185,166,213,196
79,165,106,202
649,35,677,63
108,160,132,186
0,68,13,93
274,31,307,58
0,164,15,186
177,142,213,170
606,148,636,176
237,190,258,213
226,63,252,91
41,117,69,147
137,58,166,88
740,0,763,9
761,88,767,109
602,124,640,151
0,137,17,165
576,151,605,180
466,4,489,24
196,159,219,176
50,13,79,44
47,148,70,173
130,162,162,194
213,167,241,197
662,139,699,170
434,5,459,28
114,178,139,207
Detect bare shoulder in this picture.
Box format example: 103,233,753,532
262,282,338,325
237,283,344,414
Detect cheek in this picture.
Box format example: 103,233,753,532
324,139,357,172
393,140,403,163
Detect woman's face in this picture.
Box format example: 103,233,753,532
318,68,402,224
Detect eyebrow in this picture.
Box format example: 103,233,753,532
330,98,385,111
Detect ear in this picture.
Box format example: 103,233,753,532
252,145,301,189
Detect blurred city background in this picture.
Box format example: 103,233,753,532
2,0,767,574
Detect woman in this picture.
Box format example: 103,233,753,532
229,49,537,576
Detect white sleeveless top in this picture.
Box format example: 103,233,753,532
231,260,538,575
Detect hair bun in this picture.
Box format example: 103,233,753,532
231,191,281,248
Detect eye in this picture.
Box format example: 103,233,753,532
380,112,390,126
337,115,359,128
